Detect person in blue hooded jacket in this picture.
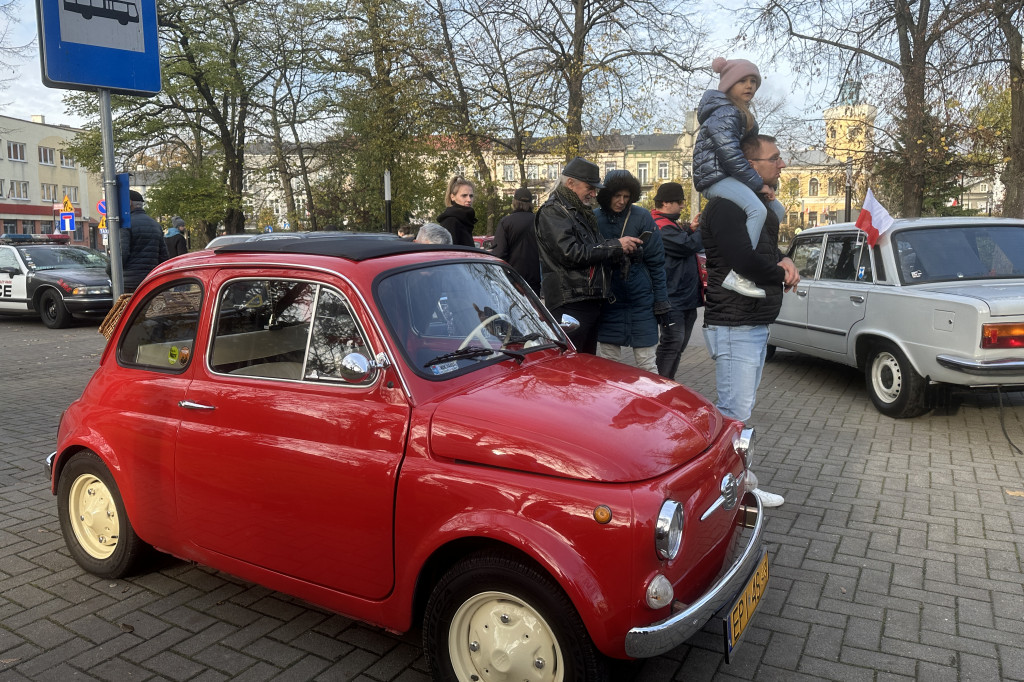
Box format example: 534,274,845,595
165,216,188,257
594,170,670,373
692,56,784,300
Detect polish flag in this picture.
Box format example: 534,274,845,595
855,189,894,247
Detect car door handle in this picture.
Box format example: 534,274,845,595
850,295,865,303
178,400,216,411
796,290,807,297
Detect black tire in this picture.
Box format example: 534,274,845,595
765,344,776,362
57,451,150,578
423,552,609,682
865,341,929,418
39,288,72,329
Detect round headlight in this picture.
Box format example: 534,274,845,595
655,500,684,560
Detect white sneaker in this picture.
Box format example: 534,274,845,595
722,270,766,298
753,488,785,508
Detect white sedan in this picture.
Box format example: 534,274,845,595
768,218,1024,418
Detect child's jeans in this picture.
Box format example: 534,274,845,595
703,177,785,247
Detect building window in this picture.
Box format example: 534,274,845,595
41,184,59,202
808,211,818,226
604,162,617,174
526,164,538,180
7,142,25,162
4,220,16,234
38,147,55,165
788,178,799,194
808,178,819,197
8,181,29,199
828,178,839,196
60,151,76,168
503,164,515,182
788,213,799,226
23,220,35,234
637,163,649,185
658,161,669,179
546,164,560,180
41,220,54,234
62,186,80,203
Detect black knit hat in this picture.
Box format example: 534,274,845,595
654,182,685,204
596,170,641,210
129,190,144,203
562,157,604,188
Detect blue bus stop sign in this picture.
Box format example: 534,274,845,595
35,0,161,95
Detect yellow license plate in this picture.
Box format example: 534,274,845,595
723,548,770,662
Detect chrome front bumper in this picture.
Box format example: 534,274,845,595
45,451,56,482
624,492,766,658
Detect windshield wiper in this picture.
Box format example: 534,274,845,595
424,345,526,368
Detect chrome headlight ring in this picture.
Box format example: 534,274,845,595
655,499,684,561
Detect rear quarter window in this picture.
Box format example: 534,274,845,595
117,281,203,371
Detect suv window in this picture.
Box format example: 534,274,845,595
118,281,204,370
820,233,872,282
789,236,824,278
210,278,372,384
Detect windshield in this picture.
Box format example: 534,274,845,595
894,225,1024,285
16,245,108,271
376,261,565,378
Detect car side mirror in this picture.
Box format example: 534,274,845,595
559,314,580,333
338,352,373,383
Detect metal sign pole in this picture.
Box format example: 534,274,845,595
100,89,125,297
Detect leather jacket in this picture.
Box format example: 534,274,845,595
535,188,623,310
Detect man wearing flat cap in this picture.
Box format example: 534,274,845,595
651,182,703,379
120,190,168,292
535,157,642,353
492,187,541,293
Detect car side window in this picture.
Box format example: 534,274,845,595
820,234,872,282
118,281,204,371
789,236,823,279
305,288,373,383
0,248,19,270
210,279,316,380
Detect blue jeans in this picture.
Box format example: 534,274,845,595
703,177,785,248
702,324,770,422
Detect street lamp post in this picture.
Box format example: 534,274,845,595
845,157,853,222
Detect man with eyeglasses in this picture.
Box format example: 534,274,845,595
535,157,642,353
700,134,799,508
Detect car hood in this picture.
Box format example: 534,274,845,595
32,267,111,287
429,353,722,483
915,280,1024,316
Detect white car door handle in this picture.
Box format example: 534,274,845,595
797,290,807,297
850,295,865,303
178,400,216,411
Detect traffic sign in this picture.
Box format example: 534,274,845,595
98,216,106,230
36,0,161,95
62,195,73,213
60,211,76,232
97,199,106,215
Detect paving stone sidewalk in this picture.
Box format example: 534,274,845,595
1,315,1023,681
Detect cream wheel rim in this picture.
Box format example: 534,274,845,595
448,590,563,682
68,473,119,559
871,351,902,404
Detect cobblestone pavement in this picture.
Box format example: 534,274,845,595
2,313,1023,681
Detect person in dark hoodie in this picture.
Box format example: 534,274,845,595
593,169,670,373
165,216,188,257
120,190,168,292
437,176,476,247
491,187,540,293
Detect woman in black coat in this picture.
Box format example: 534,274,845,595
437,176,476,247
491,188,540,293
165,216,188,257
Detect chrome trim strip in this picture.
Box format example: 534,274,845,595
624,492,767,658
936,354,1024,376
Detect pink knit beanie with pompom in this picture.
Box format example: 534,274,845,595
713,57,762,93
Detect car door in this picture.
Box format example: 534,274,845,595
0,246,29,312
802,232,873,356
769,234,822,348
173,272,410,600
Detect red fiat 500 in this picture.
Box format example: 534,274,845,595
48,237,768,680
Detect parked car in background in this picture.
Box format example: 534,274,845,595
473,234,495,250
768,218,1024,417
0,234,112,328
204,234,253,249
49,237,768,680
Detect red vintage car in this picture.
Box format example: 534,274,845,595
47,237,768,680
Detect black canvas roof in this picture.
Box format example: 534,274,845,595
216,236,483,262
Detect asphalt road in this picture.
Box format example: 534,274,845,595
2,313,1023,681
